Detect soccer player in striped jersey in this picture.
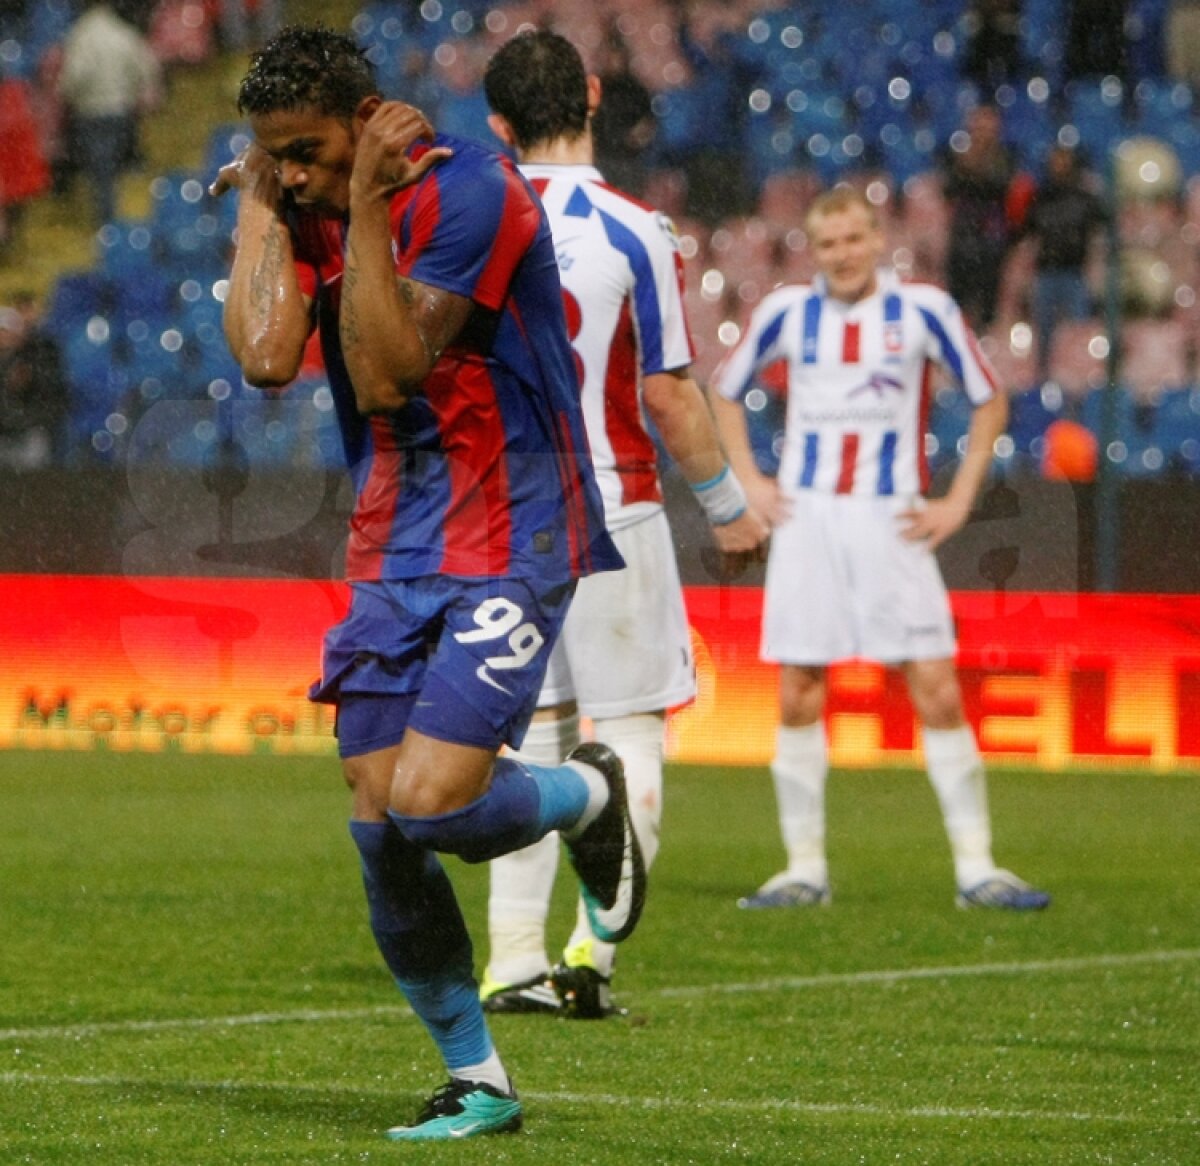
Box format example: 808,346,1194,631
478,30,769,1018
710,185,1050,913
212,25,647,1141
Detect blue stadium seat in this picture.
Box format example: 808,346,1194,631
1065,80,1128,166
63,326,134,459
1153,386,1200,474
203,123,252,183
1008,384,1069,460
742,370,788,478
1081,386,1166,477
926,384,974,473
1002,92,1058,173
44,272,112,341
149,170,232,275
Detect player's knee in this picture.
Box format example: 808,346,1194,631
341,754,393,820
780,666,826,724
914,684,965,730
389,766,459,819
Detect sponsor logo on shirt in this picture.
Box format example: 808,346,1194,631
847,372,904,399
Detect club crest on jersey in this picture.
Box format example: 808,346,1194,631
848,372,904,399
555,240,580,272
884,321,903,354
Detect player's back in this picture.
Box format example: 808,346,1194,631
522,163,694,529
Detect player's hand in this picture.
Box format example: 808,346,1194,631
706,507,771,582
710,508,770,556
898,495,971,550
745,472,792,528
209,143,282,204
351,101,453,202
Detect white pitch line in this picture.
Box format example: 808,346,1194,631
1,947,1197,1044
656,946,1200,998
0,1071,1195,1129
0,1005,412,1043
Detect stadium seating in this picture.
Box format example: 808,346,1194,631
1080,384,1168,477
11,0,1200,476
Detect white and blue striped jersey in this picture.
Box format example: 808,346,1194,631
711,269,999,497
522,163,694,531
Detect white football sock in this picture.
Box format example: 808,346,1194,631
485,715,580,986
922,724,995,888
451,1049,511,1095
771,722,829,887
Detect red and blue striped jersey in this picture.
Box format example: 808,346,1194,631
521,163,694,532
288,135,621,583
711,269,1000,497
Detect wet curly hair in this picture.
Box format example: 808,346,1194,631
237,25,378,120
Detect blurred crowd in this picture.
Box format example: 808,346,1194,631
2,0,1200,480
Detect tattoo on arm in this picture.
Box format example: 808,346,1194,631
342,241,361,351
249,226,285,320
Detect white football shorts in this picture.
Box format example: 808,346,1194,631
762,491,957,666
538,508,696,716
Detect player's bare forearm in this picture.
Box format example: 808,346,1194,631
341,199,471,413
708,389,760,485
902,392,1008,547
341,102,460,413
225,213,310,387
643,371,728,483
215,151,310,387
947,391,1008,513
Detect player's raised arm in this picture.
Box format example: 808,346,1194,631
341,101,461,413
213,143,313,388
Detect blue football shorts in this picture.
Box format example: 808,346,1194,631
309,575,576,758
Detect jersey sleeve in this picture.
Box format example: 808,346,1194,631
916,288,1001,406
626,211,694,375
709,291,793,402
394,148,541,311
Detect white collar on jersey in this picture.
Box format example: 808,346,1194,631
518,162,606,184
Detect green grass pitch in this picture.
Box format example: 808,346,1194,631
1,750,1196,1164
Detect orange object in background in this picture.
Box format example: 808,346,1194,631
1041,418,1098,482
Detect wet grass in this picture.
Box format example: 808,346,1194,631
1,751,1196,1164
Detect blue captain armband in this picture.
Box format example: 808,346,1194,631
691,465,748,526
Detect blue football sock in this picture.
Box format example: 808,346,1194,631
389,756,590,863
349,819,492,1069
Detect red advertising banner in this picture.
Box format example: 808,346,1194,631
4,575,1199,769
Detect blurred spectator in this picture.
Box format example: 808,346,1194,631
591,21,655,198
942,104,1021,330
1064,0,1128,82
58,0,163,226
428,37,492,146
963,0,1024,88
0,293,69,469
1166,0,1200,88
1022,145,1108,377
217,0,281,55
660,5,750,225
0,72,52,256
30,46,72,196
